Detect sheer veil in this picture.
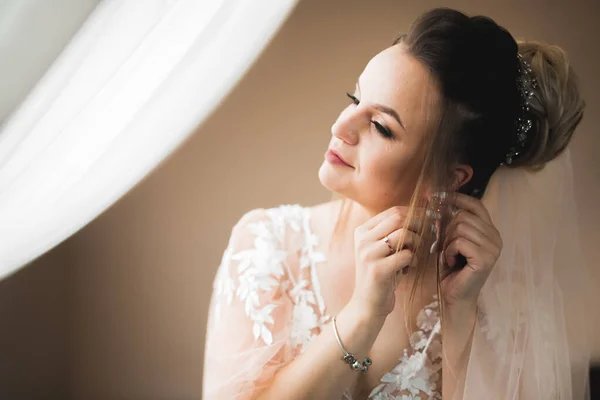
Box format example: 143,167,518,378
459,148,592,399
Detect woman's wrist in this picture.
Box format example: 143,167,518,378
445,301,478,326
330,302,386,364
344,300,388,331
441,301,478,372
445,302,477,342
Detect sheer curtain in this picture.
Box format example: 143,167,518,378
0,0,298,280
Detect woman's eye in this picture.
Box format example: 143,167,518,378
372,120,394,139
345,92,394,139
346,92,360,105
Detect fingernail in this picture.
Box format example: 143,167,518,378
430,240,438,254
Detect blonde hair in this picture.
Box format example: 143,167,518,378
512,41,585,169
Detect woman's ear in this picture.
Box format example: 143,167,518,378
453,164,473,190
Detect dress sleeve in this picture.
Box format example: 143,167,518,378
203,209,296,400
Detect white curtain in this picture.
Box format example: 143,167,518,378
0,0,299,280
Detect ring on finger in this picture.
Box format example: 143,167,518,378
383,235,395,255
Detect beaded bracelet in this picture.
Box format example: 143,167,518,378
331,316,372,373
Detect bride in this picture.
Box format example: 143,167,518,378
203,7,591,399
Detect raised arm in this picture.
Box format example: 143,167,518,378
203,206,420,399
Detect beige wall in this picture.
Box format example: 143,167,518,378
0,0,599,398
0,244,71,399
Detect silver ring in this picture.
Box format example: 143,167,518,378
383,235,395,254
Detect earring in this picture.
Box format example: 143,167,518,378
427,192,448,254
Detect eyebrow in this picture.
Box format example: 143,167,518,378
356,81,405,130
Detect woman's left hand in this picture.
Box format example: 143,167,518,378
440,193,503,311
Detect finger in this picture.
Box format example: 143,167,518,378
387,228,421,252
371,249,414,282
443,220,489,252
443,210,487,247
375,228,421,257
370,210,425,240
385,248,417,275
450,193,493,225
445,209,502,248
444,237,480,269
363,206,409,230
449,209,487,234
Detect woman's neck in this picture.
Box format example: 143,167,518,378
327,199,384,252
340,199,381,229
328,197,439,282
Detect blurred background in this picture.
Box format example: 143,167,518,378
0,0,598,399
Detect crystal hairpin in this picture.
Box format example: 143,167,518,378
504,54,538,165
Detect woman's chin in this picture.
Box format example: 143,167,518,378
318,161,347,195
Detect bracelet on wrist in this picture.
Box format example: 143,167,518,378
331,316,372,373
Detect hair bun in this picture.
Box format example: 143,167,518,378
513,41,585,168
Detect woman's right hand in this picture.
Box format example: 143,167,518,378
348,206,422,319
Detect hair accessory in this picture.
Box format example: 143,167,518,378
505,54,538,165
331,316,372,373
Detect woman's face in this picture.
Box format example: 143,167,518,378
319,43,440,213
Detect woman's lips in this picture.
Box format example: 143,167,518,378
325,149,352,167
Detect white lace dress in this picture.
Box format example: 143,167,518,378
203,205,442,400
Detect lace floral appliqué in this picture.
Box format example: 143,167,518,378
213,206,328,350
369,298,442,400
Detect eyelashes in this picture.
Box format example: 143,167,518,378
372,120,393,139
346,92,360,105
345,92,394,139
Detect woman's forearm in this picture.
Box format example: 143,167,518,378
256,304,385,400
441,303,478,400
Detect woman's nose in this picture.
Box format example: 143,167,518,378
331,106,363,145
